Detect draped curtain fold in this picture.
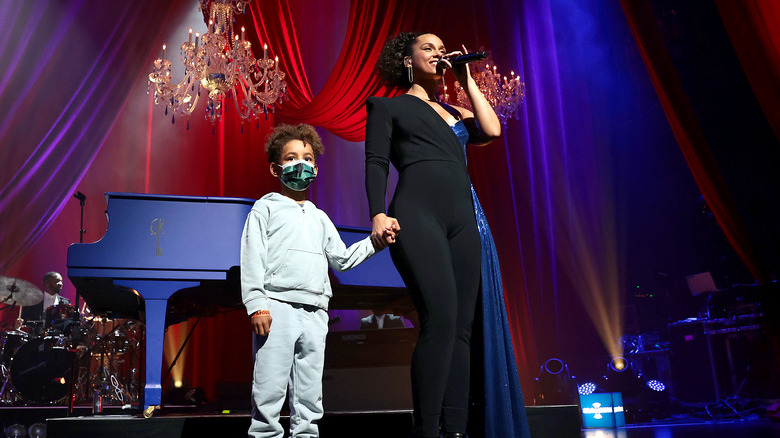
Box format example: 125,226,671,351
620,0,767,284
0,0,184,273
714,0,780,142
245,0,315,108
246,0,436,141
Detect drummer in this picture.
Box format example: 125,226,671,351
16,271,69,335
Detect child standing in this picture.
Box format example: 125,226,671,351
241,124,396,438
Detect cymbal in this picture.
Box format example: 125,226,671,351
0,276,43,306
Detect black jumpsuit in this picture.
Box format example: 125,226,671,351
365,94,481,437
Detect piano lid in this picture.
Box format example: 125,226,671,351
68,192,256,280
67,193,409,313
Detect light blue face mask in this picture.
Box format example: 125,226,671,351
277,160,316,191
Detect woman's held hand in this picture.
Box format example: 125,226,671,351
371,213,400,248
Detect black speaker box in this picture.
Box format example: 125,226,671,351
668,318,769,402
668,320,719,402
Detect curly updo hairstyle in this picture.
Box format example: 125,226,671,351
265,123,325,163
375,31,424,90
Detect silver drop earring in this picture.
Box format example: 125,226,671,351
407,65,413,84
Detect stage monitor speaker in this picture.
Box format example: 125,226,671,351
323,328,415,412
668,320,718,402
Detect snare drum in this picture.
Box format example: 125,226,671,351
0,330,28,364
10,336,74,403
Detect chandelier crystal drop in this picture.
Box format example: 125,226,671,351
147,0,287,125
453,53,525,126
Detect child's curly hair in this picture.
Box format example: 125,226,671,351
375,32,424,90
265,124,325,163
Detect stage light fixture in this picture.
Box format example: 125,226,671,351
533,358,577,405
602,356,643,400
544,357,566,374
600,356,672,422
641,378,671,421
27,423,45,438
578,381,598,396
609,356,628,372
646,379,666,392
4,424,26,438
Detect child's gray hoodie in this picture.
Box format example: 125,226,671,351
241,192,376,315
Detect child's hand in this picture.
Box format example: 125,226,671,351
373,230,392,250
252,311,273,335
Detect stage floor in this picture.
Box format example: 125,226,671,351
584,418,780,438
1,406,779,437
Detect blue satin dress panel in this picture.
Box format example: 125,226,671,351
452,121,531,438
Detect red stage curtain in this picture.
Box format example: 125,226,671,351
245,0,436,141
714,0,780,142
619,0,767,283
244,0,315,109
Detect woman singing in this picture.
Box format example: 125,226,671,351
365,32,530,438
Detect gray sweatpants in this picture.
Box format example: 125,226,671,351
248,298,328,438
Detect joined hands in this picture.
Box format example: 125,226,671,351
371,213,401,250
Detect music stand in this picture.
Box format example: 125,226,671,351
685,272,719,296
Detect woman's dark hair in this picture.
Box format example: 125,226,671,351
375,32,424,90
265,123,324,163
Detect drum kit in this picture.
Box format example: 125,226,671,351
0,276,143,407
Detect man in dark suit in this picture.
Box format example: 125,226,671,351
17,271,70,336
360,308,406,330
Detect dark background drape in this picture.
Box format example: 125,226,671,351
714,0,780,142
2,0,778,403
620,0,771,285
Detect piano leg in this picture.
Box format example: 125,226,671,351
144,299,168,413
116,279,199,415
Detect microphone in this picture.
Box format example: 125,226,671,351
74,191,86,202
445,51,488,66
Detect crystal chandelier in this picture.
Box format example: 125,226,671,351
147,0,287,125
453,53,525,126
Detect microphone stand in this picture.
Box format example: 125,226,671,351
73,192,86,310
75,191,86,243
68,191,86,416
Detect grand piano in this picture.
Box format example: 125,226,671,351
67,192,407,415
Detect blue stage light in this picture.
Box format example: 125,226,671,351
578,381,597,395
646,379,666,392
